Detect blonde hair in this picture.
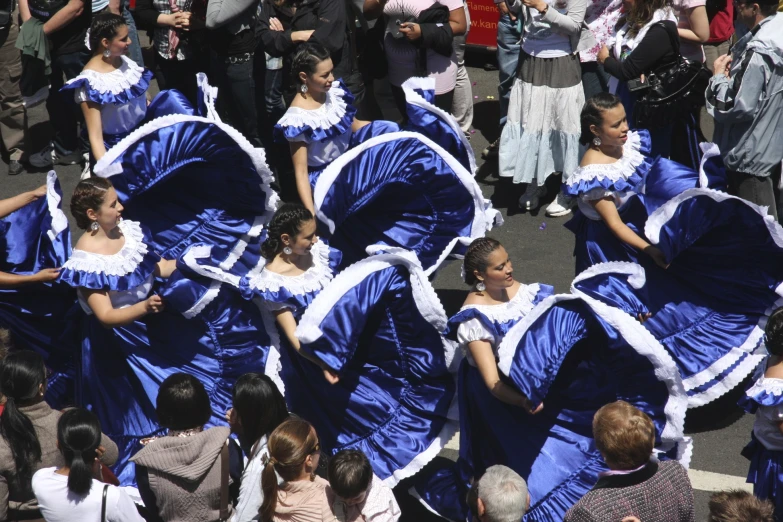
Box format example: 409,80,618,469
593,401,655,470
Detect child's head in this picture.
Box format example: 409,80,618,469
327,449,373,505
766,306,783,356
708,489,774,522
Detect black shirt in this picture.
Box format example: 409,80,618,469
603,21,678,82
28,0,90,56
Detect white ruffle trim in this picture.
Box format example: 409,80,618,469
65,56,146,95
384,418,460,489
63,220,150,276
276,81,351,133
698,142,721,188
565,131,646,189
45,171,68,242
314,131,499,275
401,76,478,176
257,300,286,396
459,283,543,324
247,241,333,296
197,72,220,122
746,377,783,398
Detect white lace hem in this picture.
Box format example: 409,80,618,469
565,131,646,188
459,283,543,324
66,56,146,95
45,171,68,241
247,241,333,296
276,82,351,134
746,377,783,398
63,220,150,276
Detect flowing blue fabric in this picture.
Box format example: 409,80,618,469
315,132,492,273
565,142,781,407
743,435,783,521
0,173,76,407
60,68,154,106
295,252,457,486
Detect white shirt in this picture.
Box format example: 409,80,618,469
231,436,269,522
32,468,145,522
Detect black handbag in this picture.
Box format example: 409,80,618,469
633,22,712,129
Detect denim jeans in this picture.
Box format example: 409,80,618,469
210,52,261,147
580,61,610,100
47,50,89,156
497,13,521,128
122,0,145,67
727,169,779,220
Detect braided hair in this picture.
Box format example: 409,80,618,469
290,42,331,89
89,13,126,55
463,237,502,286
580,93,623,146
70,177,112,230
766,307,783,356
260,203,314,261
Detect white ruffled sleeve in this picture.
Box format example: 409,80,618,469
579,187,616,202
456,318,496,346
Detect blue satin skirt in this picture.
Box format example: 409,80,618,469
744,436,783,521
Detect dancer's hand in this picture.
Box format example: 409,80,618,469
144,295,165,314
33,268,60,282
644,245,669,269
30,185,47,200
636,312,652,324
399,22,421,41
323,368,340,385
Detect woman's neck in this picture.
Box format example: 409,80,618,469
100,54,123,68
597,144,624,161
483,283,514,303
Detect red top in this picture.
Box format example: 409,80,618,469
707,0,734,44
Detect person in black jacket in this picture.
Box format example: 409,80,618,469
596,0,698,166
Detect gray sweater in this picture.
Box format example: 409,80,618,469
507,0,596,54
0,402,119,520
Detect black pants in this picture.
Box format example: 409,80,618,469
391,84,454,121
48,50,89,156
209,51,261,147
155,54,205,106
727,169,779,220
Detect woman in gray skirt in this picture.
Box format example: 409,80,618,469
498,0,596,217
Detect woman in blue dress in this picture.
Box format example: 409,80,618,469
565,92,783,408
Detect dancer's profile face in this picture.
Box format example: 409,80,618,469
287,218,318,256
477,246,514,291
90,187,124,231
305,58,335,95
102,25,131,58
593,104,629,150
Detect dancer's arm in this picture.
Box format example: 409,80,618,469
290,142,316,216
154,259,178,279
591,198,669,269
85,290,165,327
469,340,542,413
351,118,370,132
0,269,60,288
82,101,107,161
274,309,340,384
0,185,46,219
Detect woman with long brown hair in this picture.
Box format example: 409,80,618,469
260,417,336,522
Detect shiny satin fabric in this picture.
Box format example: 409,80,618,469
316,134,478,272
743,436,783,521
60,68,154,106
295,264,456,485
0,174,76,407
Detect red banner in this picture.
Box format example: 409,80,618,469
466,0,500,49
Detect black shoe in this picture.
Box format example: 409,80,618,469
8,160,24,176
481,138,500,159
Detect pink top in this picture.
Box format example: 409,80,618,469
672,0,706,62
273,476,339,522
326,475,401,522
383,0,464,94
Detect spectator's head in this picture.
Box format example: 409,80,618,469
156,373,212,431
57,408,102,496
291,42,334,97
624,0,673,35
463,237,513,293
708,489,775,522
71,177,122,232
89,13,130,59
765,306,783,356
260,203,317,261
470,465,529,522
593,401,655,470
734,0,778,29
327,449,373,506
0,351,46,486
261,417,321,522
0,328,12,362
580,93,628,149
230,372,288,447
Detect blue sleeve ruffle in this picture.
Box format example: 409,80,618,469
58,249,161,292
273,80,357,144
60,68,153,106
739,379,783,414
444,309,501,342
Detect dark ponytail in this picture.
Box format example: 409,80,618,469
57,408,102,496
260,203,314,261
89,13,126,55
0,351,45,486
463,237,502,286
766,307,783,356
579,93,623,146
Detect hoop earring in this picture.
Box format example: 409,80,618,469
300,84,308,94
283,246,293,255
90,221,100,232
103,49,111,58
592,137,602,147
476,281,486,292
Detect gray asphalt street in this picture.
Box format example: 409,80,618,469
0,50,755,522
